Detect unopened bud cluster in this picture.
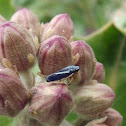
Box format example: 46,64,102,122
0,8,122,126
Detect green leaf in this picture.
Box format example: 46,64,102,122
0,116,13,126
0,0,15,20
66,112,78,122
114,17,126,36
75,20,126,126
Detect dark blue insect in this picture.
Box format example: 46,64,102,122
46,65,80,82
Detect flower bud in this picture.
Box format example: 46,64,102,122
10,8,41,40
93,62,105,83
0,15,6,25
0,21,36,71
38,35,73,75
0,67,27,117
42,14,74,41
70,40,96,85
74,82,115,120
101,108,123,126
28,82,74,126
92,124,108,126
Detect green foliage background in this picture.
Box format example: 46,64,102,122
0,0,126,126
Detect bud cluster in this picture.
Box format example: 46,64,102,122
0,8,122,126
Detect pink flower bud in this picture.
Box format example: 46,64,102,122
0,15,6,25
0,21,36,71
91,123,108,126
28,82,74,126
70,40,96,85
101,108,123,126
74,82,115,120
93,62,105,83
42,14,74,41
38,35,73,75
11,8,41,40
0,67,27,117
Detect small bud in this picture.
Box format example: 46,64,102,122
91,124,107,126
74,82,115,120
42,14,74,41
0,67,27,117
101,108,123,126
70,40,96,85
11,8,41,40
29,82,74,126
38,35,73,75
93,62,105,83
0,21,36,71
0,15,6,25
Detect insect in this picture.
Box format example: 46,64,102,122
46,65,80,82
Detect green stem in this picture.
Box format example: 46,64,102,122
19,68,34,89
109,37,126,91
12,105,43,126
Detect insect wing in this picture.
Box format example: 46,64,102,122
46,71,71,82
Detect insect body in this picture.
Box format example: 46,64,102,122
46,65,79,82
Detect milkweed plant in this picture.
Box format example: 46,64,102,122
0,8,123,126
